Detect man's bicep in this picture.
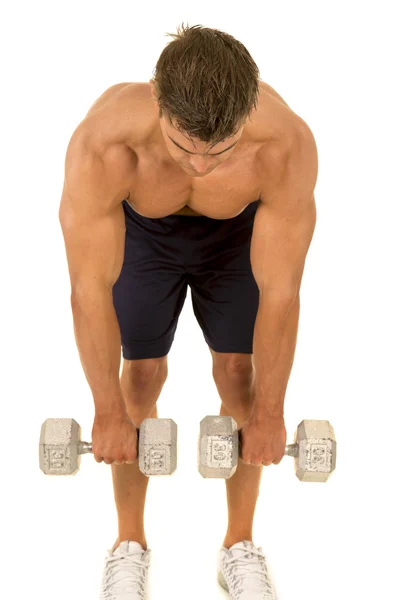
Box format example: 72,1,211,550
59,146,127,293
60,201,126,294
250,195,317,297
251,127,318,297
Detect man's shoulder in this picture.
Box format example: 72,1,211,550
252,82,310,163
254,86,317,205
64,83,150,201
85,81,150,117
75,82,153,155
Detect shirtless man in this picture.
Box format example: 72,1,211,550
59,24,318,600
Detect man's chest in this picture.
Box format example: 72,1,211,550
125,146,264,219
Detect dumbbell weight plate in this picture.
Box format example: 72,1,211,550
198,416,239,479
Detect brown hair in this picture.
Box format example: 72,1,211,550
152,23,261,147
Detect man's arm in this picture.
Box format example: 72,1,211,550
59,130,131,417
250,126,318,418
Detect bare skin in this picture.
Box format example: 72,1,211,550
81,79,302,219
67,80,310,552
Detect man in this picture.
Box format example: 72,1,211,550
59,23,317,600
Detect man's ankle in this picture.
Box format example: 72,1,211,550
223,535,253,549
114,537,148,551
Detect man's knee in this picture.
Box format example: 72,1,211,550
211,351,254,384
211,352,255,418
120,356,167,423
122,355,168,384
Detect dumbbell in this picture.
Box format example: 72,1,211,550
39,417,177,476
198,416,336,482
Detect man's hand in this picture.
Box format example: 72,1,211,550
239,415,287,466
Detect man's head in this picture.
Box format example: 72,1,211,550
150,23,260,176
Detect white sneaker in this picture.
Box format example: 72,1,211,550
218,540,278,600
99,540,151,600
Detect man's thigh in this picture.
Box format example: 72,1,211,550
188,199,260,354
112,201,189,360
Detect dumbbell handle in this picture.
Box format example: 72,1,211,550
284,443,299,457
237,435,299,458
78,441,93,455
77,434,140,457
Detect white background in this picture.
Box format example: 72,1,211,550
1,1,399,599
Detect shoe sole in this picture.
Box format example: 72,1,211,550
218,571,229,592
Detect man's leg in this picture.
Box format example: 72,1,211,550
210,350,263,549
110,356,168,551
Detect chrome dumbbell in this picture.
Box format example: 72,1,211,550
39,417,177,476
198,416,336,482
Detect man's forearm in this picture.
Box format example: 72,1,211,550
252,292,300,419
71,287,126,417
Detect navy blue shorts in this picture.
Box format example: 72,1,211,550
112,198,261,360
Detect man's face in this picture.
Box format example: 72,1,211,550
150,81,243,177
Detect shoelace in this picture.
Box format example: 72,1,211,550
224,547,275,597
102,549,150,597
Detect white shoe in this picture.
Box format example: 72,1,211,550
99,540,151,600
218,540,278,600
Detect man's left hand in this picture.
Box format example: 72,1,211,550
239,415,287,466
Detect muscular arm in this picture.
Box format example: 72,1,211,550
59,130,131,417
250,126,318,417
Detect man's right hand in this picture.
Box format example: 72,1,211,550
92,413,138,466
